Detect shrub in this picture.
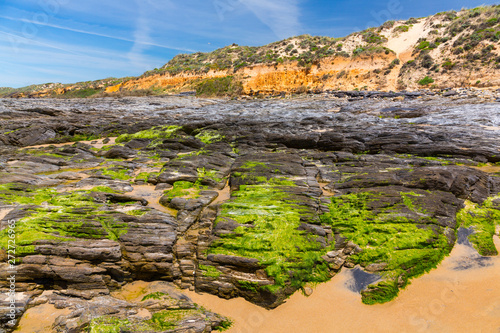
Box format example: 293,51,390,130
353,47,365,56
394,25,410,33
336,70,347,79
418,76,435,85
486,18,498,26
380,20,396,30
417,40,430,50
420,53,434,68
442,60,455,70
195,76,243,97
362,31,387,44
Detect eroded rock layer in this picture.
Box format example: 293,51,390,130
0,95,499,331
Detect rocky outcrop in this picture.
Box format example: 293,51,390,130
0,95,499,331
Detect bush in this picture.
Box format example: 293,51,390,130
486,18,498,26
353,47,365,56
442,60,455,70
336,70,347,79
59,88,102,98
362,31,387,44
420,53,434,68
418,76,435,85
394,25,410,33
195,76,243,97
380,20,396,30
417,40,430,50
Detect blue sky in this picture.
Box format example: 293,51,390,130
0,0,497,87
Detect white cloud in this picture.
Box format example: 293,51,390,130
241,0,301,39
0,0,303,86
0,32,166,87
0,14,195,52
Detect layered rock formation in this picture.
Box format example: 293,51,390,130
0,94,499,331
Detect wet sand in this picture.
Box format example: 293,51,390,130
184,237,500,333
471,164,500,174
0,208,13,221
212,182,231,205
128,184,178,216
24,137,117,150
14,302,71,333
319,182,335,197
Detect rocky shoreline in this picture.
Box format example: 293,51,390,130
241,87,500,101
0,94,499,332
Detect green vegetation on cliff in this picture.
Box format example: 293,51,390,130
2,5,499,97
195,76,243,97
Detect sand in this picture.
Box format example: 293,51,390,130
184,237,500,333
128,184,178,217
470,164,500,174
24,137,117,150
14,303,71,333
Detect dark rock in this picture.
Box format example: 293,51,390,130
124,138,151,149
207,254,261,269
102,146,136,159
443,90,458,97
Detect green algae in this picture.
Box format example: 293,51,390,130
209,183,335,291
321,192,451,304
232,172,295,186
237,280,260,292
197,167,223,183
135,171,159,182
199,264,221,278
20,149,71,160
164,181,206,201
87,311,204,333
457,196,500,256
88,308,207,332
115,125,181,144
141,292,167,301
194,129,225,144
100,166,132,180
240,161,268,169
148,309,200,331
0,185,129,254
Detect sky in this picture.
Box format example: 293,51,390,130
0,0,498,88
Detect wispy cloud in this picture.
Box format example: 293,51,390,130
128,1,153,70
0,0,303,87
242,0,301,39
0,14,195,52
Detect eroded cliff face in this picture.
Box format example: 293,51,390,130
13,57,500,99
102,54,499,96
102,54,399,96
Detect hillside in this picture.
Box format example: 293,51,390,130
3,5,500,98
